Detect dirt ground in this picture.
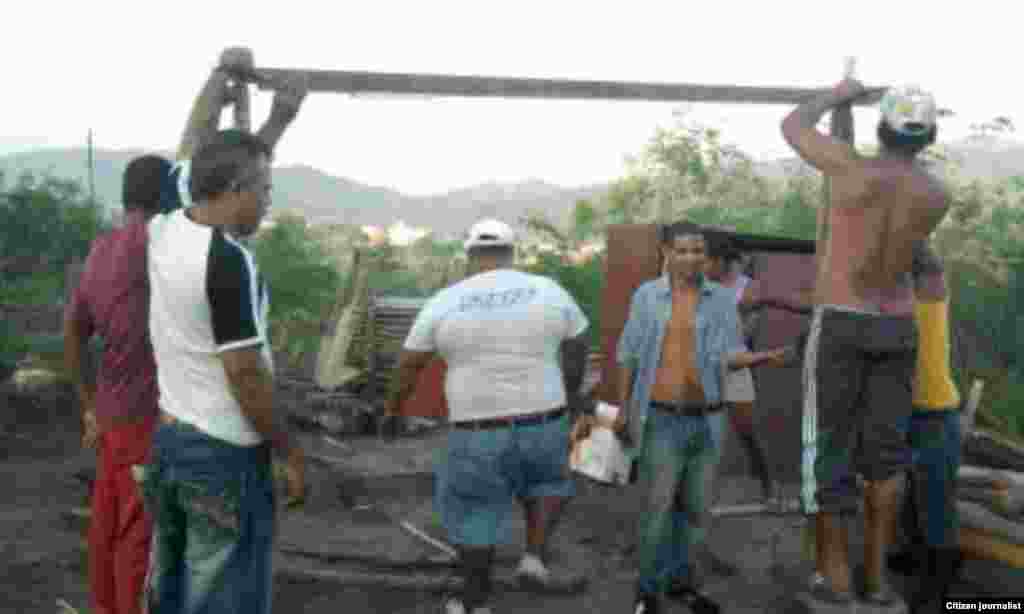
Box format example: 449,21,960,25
2,380,1020,614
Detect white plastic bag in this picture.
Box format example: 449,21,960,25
570,402,631,486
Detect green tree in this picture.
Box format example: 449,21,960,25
571,199,598,245
0,171,110,305
250,213,343,366
605,174,651,224
523,252,604,347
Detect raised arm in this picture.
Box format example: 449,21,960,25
175,47,253,161
781,79,875,176
256,73,309,153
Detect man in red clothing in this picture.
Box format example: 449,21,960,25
64,154,170,614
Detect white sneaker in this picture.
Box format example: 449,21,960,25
516,554,548,579
442,597,466,614
442,596,492,614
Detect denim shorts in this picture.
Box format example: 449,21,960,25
435,411,574,546
138,419,276,614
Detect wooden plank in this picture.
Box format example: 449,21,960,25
960,527,1024,568
254,67,886,106
230,80,251,132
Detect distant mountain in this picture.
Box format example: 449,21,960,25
0,148,605,235
4,137,1024,236
753,136,1024,181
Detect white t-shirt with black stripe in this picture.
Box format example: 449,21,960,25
147,208,273,446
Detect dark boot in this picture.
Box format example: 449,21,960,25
909,547,962,614
887,542,924,576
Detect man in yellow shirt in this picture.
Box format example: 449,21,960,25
889,243,963,614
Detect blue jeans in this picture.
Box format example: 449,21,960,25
435,412,574,547
138,420,276,614
897,410,961,548
636,407,721,596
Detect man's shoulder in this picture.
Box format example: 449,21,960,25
703,282,731,301
635,276,667,296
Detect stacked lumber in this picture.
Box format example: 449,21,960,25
362,296,430,399
955,380,1024,568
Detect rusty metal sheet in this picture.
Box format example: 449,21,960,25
597,225,663,403
720,252,816,481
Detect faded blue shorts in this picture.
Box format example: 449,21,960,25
138,419,276,614
435,411,575,547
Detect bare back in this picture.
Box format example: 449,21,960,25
819,160,948,315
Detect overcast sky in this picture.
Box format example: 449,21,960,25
3,0,1018,195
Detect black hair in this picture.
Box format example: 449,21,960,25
660,221,706,245
467,244,515,261
123,154,171,213
705,234,741,262
189,129,272,203
877,120,937,157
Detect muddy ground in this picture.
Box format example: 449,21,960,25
1,380,1019,614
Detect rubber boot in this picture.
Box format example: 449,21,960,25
909,547,961,614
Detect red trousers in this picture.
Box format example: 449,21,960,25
89,415,156,614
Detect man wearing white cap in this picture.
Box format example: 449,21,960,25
781,81,950,608
386,218,590,614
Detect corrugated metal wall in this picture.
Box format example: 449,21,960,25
364,296,450,418
738,253,815,482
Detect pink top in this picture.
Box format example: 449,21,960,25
66,210,158,427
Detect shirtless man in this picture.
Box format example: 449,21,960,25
781,81,949,606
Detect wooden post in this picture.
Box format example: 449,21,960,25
230,79,251,133
64,258,84,306
961,379,986,434
815,59,857,301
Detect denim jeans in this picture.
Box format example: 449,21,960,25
138,420,276,614
635,406,720,596
897,410,961,548
435,412,574,547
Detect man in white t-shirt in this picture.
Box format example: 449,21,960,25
141,129,304,613
386,219,590,614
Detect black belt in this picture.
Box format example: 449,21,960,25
650,401,722,417
452,407,566,430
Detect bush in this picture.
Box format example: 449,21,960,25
250,215,343,368
523,253,604,347
0,172,110,306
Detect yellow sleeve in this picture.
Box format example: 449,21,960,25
912,299,961,410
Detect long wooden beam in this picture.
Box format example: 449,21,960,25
253,67,886,106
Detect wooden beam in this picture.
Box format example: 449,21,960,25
253,68,886,106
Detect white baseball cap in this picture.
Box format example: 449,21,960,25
880,85,937,136
464,218,516,250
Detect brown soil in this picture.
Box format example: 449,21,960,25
1,380,1018,614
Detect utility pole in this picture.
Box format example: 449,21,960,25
86,129,96,206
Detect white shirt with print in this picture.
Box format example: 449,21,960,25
403,269,588,422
